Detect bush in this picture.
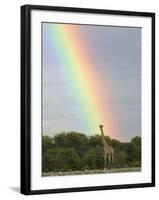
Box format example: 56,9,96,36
113,149,129,168
82,149,97,170
42,132,141,172
55,148,80,171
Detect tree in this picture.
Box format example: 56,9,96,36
42,135,54,155
65,132,88,157
88,135,102,147
42,148,60,172
55,148,80,171
53,132,67,147
82,148,97,170
54,132,88,157
94,145,103,169
42,132,142,173
130,136,141,167
113,149,128,168
110,139,120,148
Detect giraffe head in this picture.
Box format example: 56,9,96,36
99,124,104,131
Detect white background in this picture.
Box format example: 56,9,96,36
0,0,158,199
31,10,152,190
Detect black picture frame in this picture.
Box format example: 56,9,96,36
21,4,155,195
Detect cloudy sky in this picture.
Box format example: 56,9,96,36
42,23,141,142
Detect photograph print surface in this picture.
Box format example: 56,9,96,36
42,22,141,176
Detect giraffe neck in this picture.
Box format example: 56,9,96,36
100,126,113,154
100,128,108,146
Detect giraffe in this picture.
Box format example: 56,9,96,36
99,124,114,169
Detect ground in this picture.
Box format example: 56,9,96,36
42,167,141,177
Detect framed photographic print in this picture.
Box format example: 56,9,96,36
21,4,155,195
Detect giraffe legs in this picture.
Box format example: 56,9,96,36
104,153,113,169
111,153,113,165
108,154,111,169
107,154,113,169
104,154,107,169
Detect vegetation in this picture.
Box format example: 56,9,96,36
42,132,141,173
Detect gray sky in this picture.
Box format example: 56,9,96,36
42,23,141,142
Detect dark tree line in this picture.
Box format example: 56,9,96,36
42,132,141,173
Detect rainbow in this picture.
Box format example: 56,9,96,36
43,23,120,139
